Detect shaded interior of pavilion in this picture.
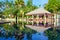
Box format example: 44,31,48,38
26,8,54,27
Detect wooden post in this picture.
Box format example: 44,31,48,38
44,14,46,27
37,15,39,26
32,15,34,25
56,14,57,27
27,16,28,24
54,14,57,27
53,14,54,27
32,15,34,19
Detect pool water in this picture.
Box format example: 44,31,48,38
0,37,16,40
0,23,48,40
0,32,48,40
0,22,60,40
23,32,48,40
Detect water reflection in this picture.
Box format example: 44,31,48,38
45,28,60,40
23,31,48,40
0,21,60,40
0,22,37,40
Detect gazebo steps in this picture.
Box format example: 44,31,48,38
25,25,51,32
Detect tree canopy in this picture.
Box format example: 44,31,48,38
44,0,60,13
0,0,38,18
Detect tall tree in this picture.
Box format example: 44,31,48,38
3,0,14,18
24,0,38,14
45,0,60,13
27,0,32,6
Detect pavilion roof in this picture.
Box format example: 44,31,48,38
26,8,51,15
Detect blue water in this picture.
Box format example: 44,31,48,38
23,32,48,40
0,32,48,40
0,37,16,40
0,23,48,40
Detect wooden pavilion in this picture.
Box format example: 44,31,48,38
26,8,54,27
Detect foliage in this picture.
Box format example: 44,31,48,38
0,1,5,14
45,28,60,40
3,24,15,32
3,0,14,18
0,0,38,18
44,0,60,13
0,0,38,39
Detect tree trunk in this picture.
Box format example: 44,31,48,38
14,14,18,30
16,14,17,24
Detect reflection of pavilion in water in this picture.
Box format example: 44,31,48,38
26,8,54,27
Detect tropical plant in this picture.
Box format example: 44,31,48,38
44,0,60,30
3,0,14,18
45,28,60,40
44,0,60,13
0,1,5,17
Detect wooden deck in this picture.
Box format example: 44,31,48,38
25,25,51,32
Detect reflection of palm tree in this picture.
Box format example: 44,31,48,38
27,32,32,40
24,27,37,40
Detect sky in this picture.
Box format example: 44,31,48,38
24,0,48,8
0,0,48,8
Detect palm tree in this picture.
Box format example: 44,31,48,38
0,1,5,13
14,0,25,24
3,0,14,18
0,1,5,19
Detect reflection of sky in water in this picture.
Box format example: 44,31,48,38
0,32,48,40
0,37,16,40
23,32,48,40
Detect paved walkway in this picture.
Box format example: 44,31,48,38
25,25,51,32
4,18,15,21
3,18,26,22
